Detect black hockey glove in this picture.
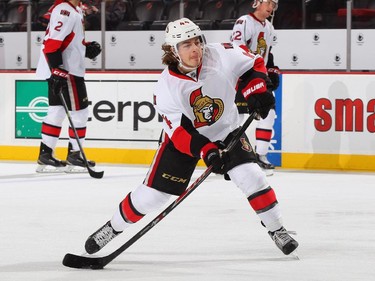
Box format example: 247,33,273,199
246,83,275,119
267,67,280,91
201,142,227,175
85,41,101,59
50,68,68,96
239,70,275,119
247,91,275,119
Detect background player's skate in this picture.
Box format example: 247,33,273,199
36,143,67,173
65,143,96,173
256,152,275,176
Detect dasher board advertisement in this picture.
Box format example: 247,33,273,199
15,79,162,142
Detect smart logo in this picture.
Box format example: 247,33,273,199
15,81,48,139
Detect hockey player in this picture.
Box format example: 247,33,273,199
36,0,101,172
231,0,280,176
84,18,298,256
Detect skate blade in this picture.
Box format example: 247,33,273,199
36,165,67,173
289,249,300,260
65,165,89,174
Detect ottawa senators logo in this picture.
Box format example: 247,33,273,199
256,32,267,58
190,87,224,128
240,137,252,152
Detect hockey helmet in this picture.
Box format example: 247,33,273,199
252,0,278,11
165,18,205,47
165,18,206,70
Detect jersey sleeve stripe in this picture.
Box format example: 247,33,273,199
171,126,193,157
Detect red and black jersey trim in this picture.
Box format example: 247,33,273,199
45,50,63,69
249,13,266,27
144,132,169,186
168,64,202,81
44,31,75,68
171,114,211,158
247,186,278,214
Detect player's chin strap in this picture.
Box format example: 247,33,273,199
270,9,276,25
172,48,203,73
172,35,206,73
178,61,201,73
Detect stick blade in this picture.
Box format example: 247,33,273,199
88,168,104,179
62,253,104,269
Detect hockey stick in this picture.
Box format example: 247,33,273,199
58,91,104,179
62,111,258,269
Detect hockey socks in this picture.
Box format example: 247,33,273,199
85,193,146,254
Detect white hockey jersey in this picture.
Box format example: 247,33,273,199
153,43,263,157
36,1,86,79
231,13,275,65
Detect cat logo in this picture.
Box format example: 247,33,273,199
190,87,224,128
162,173,188,183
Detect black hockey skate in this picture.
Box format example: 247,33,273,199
256,153,275,176
36,143,66,173
85,221,122,254
67,151,96,167
268,227,299,255
66,143,95,172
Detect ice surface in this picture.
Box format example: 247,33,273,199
0,162,374,281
